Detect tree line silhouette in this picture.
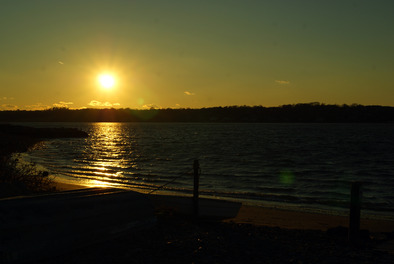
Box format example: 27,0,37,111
1,103,394,123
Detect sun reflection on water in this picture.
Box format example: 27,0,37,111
80,122,136,188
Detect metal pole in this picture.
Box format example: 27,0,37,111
349,182,361,245
193,160,200,219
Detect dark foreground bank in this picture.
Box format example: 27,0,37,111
39,212,393,264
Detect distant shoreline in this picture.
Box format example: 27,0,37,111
1,103,394,122
0,124,87,156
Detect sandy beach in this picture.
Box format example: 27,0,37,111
55,181,89,191
228,205,394,233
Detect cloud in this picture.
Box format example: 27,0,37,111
184,91,195,96
53,101,74,108
25,103,50,110
58,61,64,65
0,104,18,110
275,80,290,85
60,101,73,105
88,100,120,108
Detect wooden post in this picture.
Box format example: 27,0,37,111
349,182,361,245
193,160,200,219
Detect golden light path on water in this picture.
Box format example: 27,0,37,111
77,123,296,193
75,123,135,189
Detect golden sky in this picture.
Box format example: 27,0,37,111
1,0,393,110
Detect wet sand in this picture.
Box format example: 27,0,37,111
55,181,89,191
228,205,394,233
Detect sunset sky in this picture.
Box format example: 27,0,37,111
1,0,393,110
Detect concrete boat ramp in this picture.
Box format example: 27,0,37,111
0,188,156,263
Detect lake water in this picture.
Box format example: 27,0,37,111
21,122,394,219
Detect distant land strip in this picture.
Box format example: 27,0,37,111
0,125,88,156
1,103,394,123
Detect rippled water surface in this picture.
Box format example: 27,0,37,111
23,122,394,219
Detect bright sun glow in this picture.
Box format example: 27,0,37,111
98,74,116,89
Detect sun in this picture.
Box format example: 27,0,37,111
98,74,116,89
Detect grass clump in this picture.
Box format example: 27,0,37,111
0,154,56,198
0,125,88,198
0,132,56,198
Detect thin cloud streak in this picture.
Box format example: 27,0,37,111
275,80,290,85
24,103,50,110
0,104,18,110
1,97,14,100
